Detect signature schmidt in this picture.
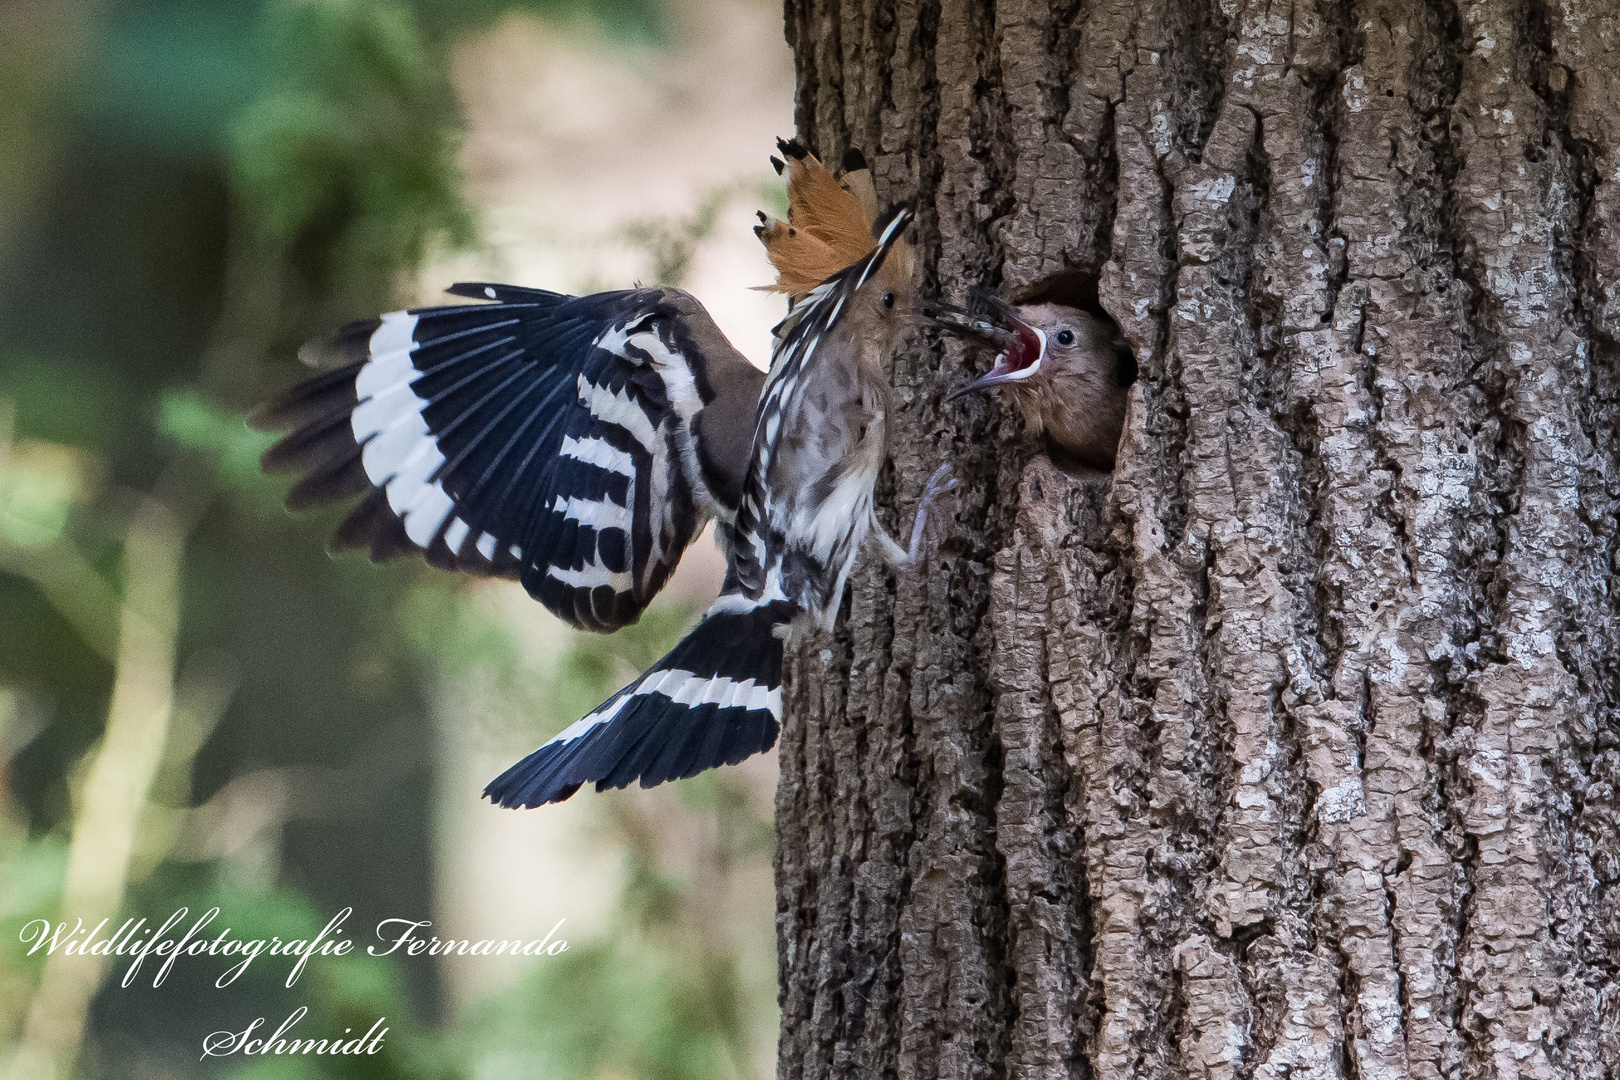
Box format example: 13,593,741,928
200,1008,385,1061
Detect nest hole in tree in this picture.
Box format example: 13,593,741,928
1009,268,1137,477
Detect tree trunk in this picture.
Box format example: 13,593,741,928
772,1,1620,1078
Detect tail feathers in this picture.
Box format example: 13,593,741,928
484,592,795,808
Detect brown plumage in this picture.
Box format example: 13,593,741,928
752,145,1133,469
755,140,905,301
734,141,959,625
944,299,1137,470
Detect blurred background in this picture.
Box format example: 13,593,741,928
0,0,792,1076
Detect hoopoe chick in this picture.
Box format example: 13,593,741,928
944,298,1137,469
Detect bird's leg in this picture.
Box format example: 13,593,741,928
879,463,959,568
906,463,959,564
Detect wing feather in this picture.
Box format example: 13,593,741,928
258,285,746,631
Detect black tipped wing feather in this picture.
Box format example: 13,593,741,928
257,284,759,631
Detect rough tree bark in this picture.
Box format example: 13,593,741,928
772,1,1620,1078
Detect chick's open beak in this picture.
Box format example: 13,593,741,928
926,298,1048,403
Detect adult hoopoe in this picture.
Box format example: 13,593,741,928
255,141,958,806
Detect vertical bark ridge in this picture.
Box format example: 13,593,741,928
892,6,1016,1080
1069,2,1197,1075
774,0,1620,1077
1445,1,1600,1074
995,0,1102,281
988,461,1103,1080
1540,5,1620,1057
1269,3,1454,1077
1547,2,1620,343
1526,2,1620,1072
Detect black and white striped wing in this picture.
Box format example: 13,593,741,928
255,284,718,632
731,209,911,596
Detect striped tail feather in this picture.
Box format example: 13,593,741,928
484,589,794,807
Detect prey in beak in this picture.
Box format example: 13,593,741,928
923,293,1049,402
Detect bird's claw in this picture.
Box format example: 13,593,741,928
922,463,959,503
903,464,959,566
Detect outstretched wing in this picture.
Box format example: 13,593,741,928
255,283,750,632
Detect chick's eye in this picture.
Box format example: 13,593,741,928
882,292,896,309
1056,329,1075,346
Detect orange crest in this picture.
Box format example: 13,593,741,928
756,140,897,302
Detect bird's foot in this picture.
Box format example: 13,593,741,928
906,463,958,564
879,464,958,569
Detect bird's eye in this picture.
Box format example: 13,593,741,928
882,292,896,309
1056,329,1075,346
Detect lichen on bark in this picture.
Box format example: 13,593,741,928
774,1,1620,1078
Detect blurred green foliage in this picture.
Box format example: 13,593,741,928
465,937,748,1080
0,0,776,1077
232,0,472,323
166,870,457,1080
626,178,787,287
159,391,280,502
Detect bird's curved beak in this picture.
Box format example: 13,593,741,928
925,298,1048,402
921,303,1013,346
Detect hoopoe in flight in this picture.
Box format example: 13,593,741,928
254,141,959,806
